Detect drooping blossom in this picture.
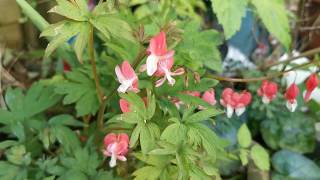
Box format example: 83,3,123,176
202,88,217,106
119,97,147,113
220,88,252,118
198,88,217,110
119,99,130,113
257,80,278,104
284,83,300,112
304,73,319,102
146,31,174,76
115,61,139,93
103,133,129,168
154,57,185,87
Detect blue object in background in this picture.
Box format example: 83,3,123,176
227,9,269,58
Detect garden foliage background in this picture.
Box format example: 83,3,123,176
0,0,320,179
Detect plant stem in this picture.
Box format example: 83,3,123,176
89,26,104,103
262,47,320,69
207,61,313,83
96,48,146,131
16,0,49,31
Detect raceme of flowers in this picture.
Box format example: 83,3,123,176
106,31,320,167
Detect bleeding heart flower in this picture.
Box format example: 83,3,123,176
220,88,252,118
154,57,185,87
198,88,217,110
103,133,129,168
115,61,139,93
146,31,174,76
119,99,130,113
304,73,319,102
202,88,217,106
119,98,147,113
257,80,278,104
284,83,299,112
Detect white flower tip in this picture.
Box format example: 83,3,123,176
235,107,246,116
109,159,117,168
146,55,158,76
262,96,270,104
286,100,297,112
226,105,234,118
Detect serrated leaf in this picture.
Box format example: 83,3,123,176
51,126,80,153
0,161,21,180
251,0,291,49
146,90,156,119
55,70,100,116
251,144,270,171
237,123,252,148
132,166,162,180
211,0,248,38
49,115,84,127
148,148,176,155
91,15,134,42
184,108,221,123
74,23,90,63
130,125,141,148
42,22,82,57
50,0,87,21
140,124,155,154
161,123,187,145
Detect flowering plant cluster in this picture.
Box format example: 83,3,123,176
1,0,320,179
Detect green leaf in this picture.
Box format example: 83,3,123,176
175,94,211,108
3,83,60,122
237,124,252,148
55,70,100,116
184,108,221,123
250,0,291,49
49,115,84,127
91,15,134,42
133,166,162,180
60,148,99,177
211,0,248,38
120,92,146,119
239,149,249,166
176,21,223,72
49,0,87,21
146,90,156,119
51,126,81,153
130,125,141,148
0,140,18,150
250,144,270,171
161,123,187,145
41,22,82,57
0,161,21,180
148,148,176,155
140,124,155,154
5,145,31,166
74,22,90,63
58,170,87,180
94,170,122,180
